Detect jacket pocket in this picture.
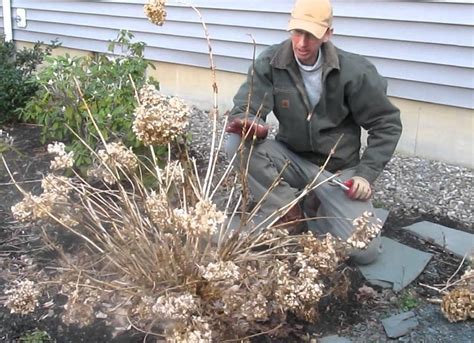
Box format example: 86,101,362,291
273,88,312,151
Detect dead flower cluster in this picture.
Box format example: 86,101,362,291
3,83,381,341
441,266,473,322
144,0,166,26
88,141,138,185
47,141,74,171
4,279,41,315
346,211,382,249
132,84,189,146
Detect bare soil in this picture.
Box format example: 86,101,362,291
0,124,472,342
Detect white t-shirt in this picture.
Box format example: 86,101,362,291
295,49,324,109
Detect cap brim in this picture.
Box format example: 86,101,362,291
287,18,327,39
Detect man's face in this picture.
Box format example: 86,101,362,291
290,29,332,65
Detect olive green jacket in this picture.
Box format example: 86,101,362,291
229,40,402,184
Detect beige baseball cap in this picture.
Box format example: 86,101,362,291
288,0,333,39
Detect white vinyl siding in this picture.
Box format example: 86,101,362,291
6,0,474,108
0,3,4,35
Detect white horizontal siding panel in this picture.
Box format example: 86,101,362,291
24,14,473,69
15,32,472,109
369,57,473,89
14,0,292,13
13,0,143,16
332,35,473,68
22,3,474,48
16,20,269,60
334,1,473,25
0,4,4,32
334,17,473,48
13,30,108,52
388,78,474,109
20,19,473,88
12,0,474,27
166,6,289,31
146,46,251,74
27,9,288,46
12,4,285,32
154,0,294,13
10,0,474,109
13,29,250,73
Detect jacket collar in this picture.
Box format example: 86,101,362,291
270,39,340,72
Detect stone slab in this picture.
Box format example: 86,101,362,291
382,311,419,338
319,335,352,343
359,237,432,291
403,221,474,258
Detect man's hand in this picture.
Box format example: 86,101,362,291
343,176,372,201
226,119,268,140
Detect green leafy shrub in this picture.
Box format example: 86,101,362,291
20,30,159,167
0,36,58,123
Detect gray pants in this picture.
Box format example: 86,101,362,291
225,134,382,265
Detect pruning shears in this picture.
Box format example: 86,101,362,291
330,177,352,192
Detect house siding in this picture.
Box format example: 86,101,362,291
6,0,474,109
0,2,4,35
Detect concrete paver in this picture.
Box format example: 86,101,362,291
403,221,473,258
382,311,419,338
359,237,432,291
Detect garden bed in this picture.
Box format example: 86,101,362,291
0,124,472,342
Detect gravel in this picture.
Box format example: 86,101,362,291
188,107,473,230
373,155,473,230
341,303,474,343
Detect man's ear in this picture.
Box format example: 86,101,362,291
323,28,333,43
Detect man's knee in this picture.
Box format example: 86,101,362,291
349,235,383,265
224,134,272,160
224,133,241,159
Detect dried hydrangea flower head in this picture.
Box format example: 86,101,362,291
167,316,213,342
347,211,382,249
133,84,189,146
47,141,74,170
11,192,55,222
144,0,166,26
152,292,199,322
87,142,138,185
298,233,341,272
4,280,40,315
440,265,473,322
11,173,74,224
41,174,72,198
190,199,226,236
200,260,240,285
274,260,324,311
99,142,138,170
239,290,269,321
441,287,474,322
172,199,225,237
146,190,171,227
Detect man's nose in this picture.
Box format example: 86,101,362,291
298,34,309,46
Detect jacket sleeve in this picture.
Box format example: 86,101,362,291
228,53,275,125
346,60,402,184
